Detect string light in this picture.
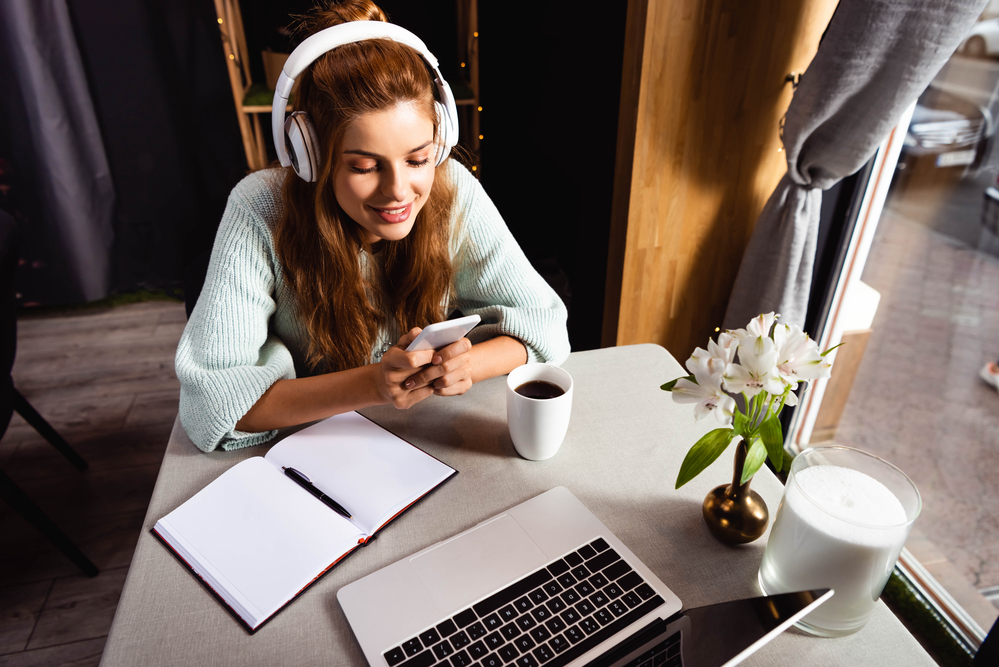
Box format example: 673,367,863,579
777,147,783,152
478,134,483,140
714,327,720,332
477,106,482,112
473,31,478,37
471,165,477,171
460,62,466,68
229,54,235,60
217,17,223,24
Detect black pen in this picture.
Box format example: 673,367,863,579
282,467,352,519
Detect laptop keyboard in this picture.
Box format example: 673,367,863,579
382,537,666,667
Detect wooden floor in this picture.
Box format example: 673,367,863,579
0,300,185,666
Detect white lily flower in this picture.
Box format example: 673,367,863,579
728,312,779,346
690,331,738,369
723,333,784,397
772,323,832,391
672,355,736,425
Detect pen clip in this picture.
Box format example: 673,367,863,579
283,466,311,483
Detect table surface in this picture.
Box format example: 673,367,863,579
100,344,936,666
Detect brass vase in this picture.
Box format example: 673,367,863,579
702,437,769,545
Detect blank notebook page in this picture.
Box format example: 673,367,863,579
158,457,363,622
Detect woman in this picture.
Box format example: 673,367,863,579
175,0,569,453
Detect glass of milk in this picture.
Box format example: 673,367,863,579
758,446,921,636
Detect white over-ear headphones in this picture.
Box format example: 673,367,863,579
271,21,460,183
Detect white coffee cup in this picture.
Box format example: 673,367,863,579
506,364,573,460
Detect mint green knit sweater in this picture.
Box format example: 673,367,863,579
175,161,570,452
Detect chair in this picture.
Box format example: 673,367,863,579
0,209,97,577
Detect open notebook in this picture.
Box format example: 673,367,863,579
153,412,457,633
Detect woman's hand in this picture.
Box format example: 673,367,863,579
375,328,438,408
408,336,474,397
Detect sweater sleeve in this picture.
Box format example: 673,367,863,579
175,180,296,453
449,163,570,365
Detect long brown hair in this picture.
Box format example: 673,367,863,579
275,0,456,373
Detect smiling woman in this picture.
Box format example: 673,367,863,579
174,0,569,453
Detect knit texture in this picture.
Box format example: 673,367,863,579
176,161,569,452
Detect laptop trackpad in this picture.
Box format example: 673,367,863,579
410,514,548,613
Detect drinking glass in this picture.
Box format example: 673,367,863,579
758,446,921,636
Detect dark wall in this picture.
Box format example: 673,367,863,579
2,0,628,351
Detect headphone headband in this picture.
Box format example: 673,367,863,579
271,21,459,176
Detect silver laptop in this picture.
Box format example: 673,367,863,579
338,487,830,667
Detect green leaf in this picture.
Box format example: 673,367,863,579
733,410,750,437
740,438,768,485
661,375,694,391
675,428,735,489
821,342,845,357
759,415,784,471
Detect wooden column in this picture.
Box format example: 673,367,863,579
603,0,839,358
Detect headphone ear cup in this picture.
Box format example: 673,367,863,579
434,101,452,166
285,111,322,182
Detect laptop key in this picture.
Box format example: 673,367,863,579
384,646,405,666
634,583,656,600
560,607,581,625
575,581,594,597
468,641,488,660
621,592,641,609
549,634,570,653
564,625,585,644
398,650,435,667
514,596,534,613
576,544,596,560
590,591,609,607
531,606,551,622
560,589,580,605
570,565,590,580
608,600,627,617
432,641,454,660
515,654,539,667
498,643,520,662
578,617,600,635
533,642,555,663
545,597,566,613
513,635,536,652
498,605,519,622
437,619,458,638
450,649,473,667
618,571,643,591
555,573,576,588
545,616,566,633
586,549,620,574
419,628,440,646
564,552,583,567
480,654,503,667
589,573,609,589
451,630,471,649
467,621,487,640
529,625,551,642
403,638,423,656
547,559,570,576
454,608,478,628
603,560,632,582
483,614,503,631
541,581,563,596
589,538,610,552
516,615,537,631
575,599,595,616
528,588,549,604
484,631,504,650
593,608,613,625
500,622,521,640
604,583,623,599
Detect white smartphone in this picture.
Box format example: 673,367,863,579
405,314,481,352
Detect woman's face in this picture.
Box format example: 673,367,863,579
333,102,436,244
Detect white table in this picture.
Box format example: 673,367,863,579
100,344,935,666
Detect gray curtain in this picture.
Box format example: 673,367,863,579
0,0,114,301
724,0,989,329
